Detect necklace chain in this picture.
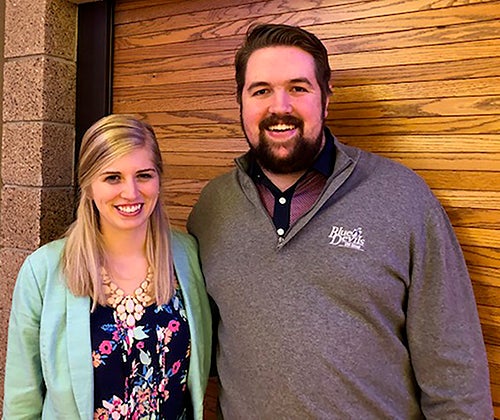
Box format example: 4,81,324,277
101,266,154,328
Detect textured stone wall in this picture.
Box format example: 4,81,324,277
0,0,80,407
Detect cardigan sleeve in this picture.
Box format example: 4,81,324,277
170,230,212,420
3,255,46,419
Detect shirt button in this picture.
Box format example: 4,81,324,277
277,228,285,236
278,197,287,205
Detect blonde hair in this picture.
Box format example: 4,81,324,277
62,114,174,308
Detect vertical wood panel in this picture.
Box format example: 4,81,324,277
113,0,500,416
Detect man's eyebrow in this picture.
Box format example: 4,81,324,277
290,77,314,86
247,81,269,91
247,78,314,91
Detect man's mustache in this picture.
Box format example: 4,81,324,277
258,115,304,131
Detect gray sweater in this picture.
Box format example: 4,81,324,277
188,131,492,419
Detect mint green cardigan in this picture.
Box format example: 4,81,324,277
3,230,211,420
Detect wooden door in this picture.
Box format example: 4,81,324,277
113,0,500,416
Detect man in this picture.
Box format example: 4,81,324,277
187,23,493,418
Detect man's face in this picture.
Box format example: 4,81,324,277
240,46,329,174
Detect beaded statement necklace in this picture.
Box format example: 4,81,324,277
101,266,154,328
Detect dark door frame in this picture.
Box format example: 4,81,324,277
75,0,114,159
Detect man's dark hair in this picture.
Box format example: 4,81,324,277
235,23,332,107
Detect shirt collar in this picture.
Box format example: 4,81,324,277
312,128,336,177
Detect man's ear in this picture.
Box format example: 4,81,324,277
324,87,332,118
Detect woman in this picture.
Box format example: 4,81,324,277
3,114,211,419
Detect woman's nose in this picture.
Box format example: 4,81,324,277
120,178,139,199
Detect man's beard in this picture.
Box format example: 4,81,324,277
243,114,325,174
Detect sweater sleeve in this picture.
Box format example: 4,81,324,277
170,230,212,420
406,202,493,418
3,255,46,419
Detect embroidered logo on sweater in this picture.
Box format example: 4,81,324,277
328,225,365,251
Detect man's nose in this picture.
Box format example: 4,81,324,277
268,90,292,115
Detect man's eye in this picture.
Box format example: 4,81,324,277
292,86,308,92
252,89,268,96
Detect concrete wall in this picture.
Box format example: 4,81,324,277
0,0,100,407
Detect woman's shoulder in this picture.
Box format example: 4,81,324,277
170,230,203,285
15,238,67,297
170,229,197,253
26,238,67,264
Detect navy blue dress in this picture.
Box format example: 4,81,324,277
91,285,191,419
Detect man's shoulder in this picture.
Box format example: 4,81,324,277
199,167,240,197
339,141,427,185
189,167,242,228
335,139,438,208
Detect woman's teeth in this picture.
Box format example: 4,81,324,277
116,204,142,213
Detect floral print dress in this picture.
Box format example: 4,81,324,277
91,285,191,420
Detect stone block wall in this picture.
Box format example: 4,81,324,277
0,0,98,408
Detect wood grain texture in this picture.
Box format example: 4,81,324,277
113,0,500,415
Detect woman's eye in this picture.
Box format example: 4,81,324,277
104,175,121,183
137,172,153,180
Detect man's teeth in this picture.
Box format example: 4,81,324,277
268,124,295,132
117,204,142,213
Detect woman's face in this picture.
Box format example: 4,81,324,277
90,146,160,238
